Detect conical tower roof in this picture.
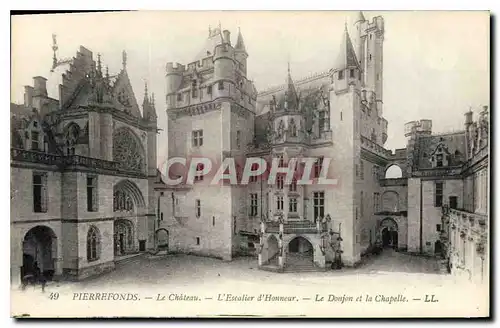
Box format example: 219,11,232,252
354,11,366,24
285,62,299,110
235,28,247,53
334,25,359,70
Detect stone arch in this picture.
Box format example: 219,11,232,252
113,127,146,172
113,179,146,212
156,228,169,249
286,235,314,267
385,164,403,179
114,219,135,255
379,218,398,249
22,225,57,281
262,234,280,265
382,190,399,212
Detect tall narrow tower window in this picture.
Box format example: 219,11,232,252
338,70,344,80
191,80,198,98
369,54,372,61
350,69,355,78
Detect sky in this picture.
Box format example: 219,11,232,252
11,11,490,166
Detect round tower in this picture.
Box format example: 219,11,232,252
165,62,185,110
213,42,236,99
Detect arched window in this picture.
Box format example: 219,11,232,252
87,226,100,262
113,128,145,173
385,164,403,179
289,119,297,137
114,189,134,212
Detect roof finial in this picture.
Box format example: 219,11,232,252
144,81,148,98
151,92,155,106
105,65,109,82
122,50,127,69
344,19,348,32
97,53,102,75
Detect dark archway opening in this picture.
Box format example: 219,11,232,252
287,236,314,267
381,228,398,249
22,226,56,282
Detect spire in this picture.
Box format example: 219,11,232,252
355,11,366,25
334,27,359,70
285,62,299,110
97,53,102,76
235,27,247,53
143,81,149,105
122,50,127,70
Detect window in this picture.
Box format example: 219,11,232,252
360,160,364,180
338,70,344,80
213,216,215,226
86,176,98,212
233,216,237,235
369,54,372,61
43,136,48,152
313,191,325,222
318,111,326,132
289,198,298,213
33,121,38,128
191,80,198,98
31,131,39,150
436,154,443,167
87,226,100,262
177,93,182,101
249,163,259,183
449,196,458,209
276,175,284,190
314,157,323,178
350,69,355,78
33,173,47,213
278,156,285,167
250,193,258,216
289,119,297,137
360,191,364,218
192,130,203,147
195,199,201,218
207,85,212,95
218,81,224,90
196,237,200,245
160,212,164,221
276,196,284,211
373,192,380,212
236,130,241,149
436,224,441,232
194,163,204,181
355,164,359,177
289,178,297,192
435,182,443,207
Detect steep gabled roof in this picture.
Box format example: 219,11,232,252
334,25,359,70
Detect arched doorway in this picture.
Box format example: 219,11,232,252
287,236,314,266
379,218,398,249
156,228,169,251
385,164,403,179
22,226,57,281
114,219,135,256
434,240,443,256
267,235,279,265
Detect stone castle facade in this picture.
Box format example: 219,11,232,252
10,47,158,282
157,11,489,279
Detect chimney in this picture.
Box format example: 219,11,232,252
33,76,48,97
464,110,473,126
223,30,231,45
24,86,34,108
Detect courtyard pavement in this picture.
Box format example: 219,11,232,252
12,249,488,318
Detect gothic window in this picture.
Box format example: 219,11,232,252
113,189,134,212
87,226,100,262
318,111,326,132
195,199,201,217
313,191,325,222
289,119,297,137
250,193,258,217
207,85,212,95
276,196,284,211
277,120,285,138
338,70,344,80
113,128,145,172
276,175,284,190
31,131,39,150
192,80,198,98
289,197,298,213
350,69,355,78
192,130,203,147
435,182,444,207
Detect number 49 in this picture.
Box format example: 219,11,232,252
49,292,59,300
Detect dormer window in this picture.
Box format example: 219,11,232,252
350,69,355,78
436,154,443,167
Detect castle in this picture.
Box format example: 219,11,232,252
10,46,158,283
157,11,489,280
10,11,488,284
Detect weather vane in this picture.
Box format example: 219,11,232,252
51,34,72,72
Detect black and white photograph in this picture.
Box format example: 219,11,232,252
9,10,490,318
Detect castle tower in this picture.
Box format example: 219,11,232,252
332,24,362,92
356,13,385,116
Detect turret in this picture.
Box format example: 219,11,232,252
213,40,236,99
33,76,48,97
165,62,185,110
332,25,361,92
353,11,367,73
142,82,157,122
465,108,474,127
24,85,34,108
